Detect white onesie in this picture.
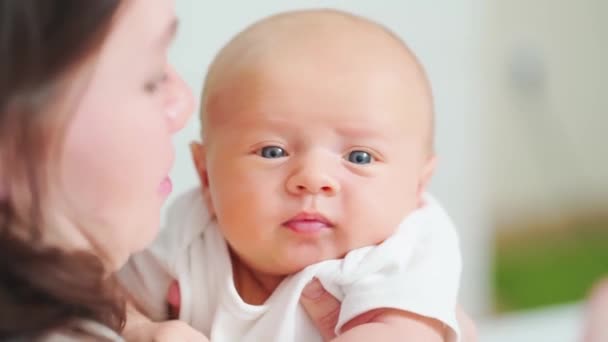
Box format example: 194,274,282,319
119,188,462,341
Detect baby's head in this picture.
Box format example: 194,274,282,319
192,9,436,275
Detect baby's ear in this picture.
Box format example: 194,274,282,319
190,142,208,187
416,156,437,207
190,142,214,215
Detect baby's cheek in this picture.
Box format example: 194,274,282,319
363,209,405,244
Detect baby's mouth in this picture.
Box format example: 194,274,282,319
282,212,334,234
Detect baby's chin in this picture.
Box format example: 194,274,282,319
268,235,397,275
262,248,348,276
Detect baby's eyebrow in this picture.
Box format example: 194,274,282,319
335,125,387,139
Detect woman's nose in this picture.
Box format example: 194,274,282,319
165,66,194,133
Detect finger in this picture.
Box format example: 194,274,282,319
153,320,209,342
300,278,340,342
167,280,181,319
456,305,477,342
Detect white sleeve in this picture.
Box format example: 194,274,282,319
330,195,462,341
117,188,208,321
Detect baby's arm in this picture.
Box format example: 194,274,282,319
334,308,445,342
300,281,476,342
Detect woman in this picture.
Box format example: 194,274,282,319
1,0,194,339
0,1,350,340
0,1,477,341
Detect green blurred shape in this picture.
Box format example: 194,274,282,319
493,221,608,312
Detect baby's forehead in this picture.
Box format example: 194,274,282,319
203,10,426,91
204,59,431,137
202,10,434,151
204,37,430,116
205,71,429,144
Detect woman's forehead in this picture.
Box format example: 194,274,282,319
106,0,176,52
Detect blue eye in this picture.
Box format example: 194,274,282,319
259,146,287,159
347,150,373,164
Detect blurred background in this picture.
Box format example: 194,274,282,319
165,1,607,341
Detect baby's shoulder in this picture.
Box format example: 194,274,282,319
396,193,459,240
162,187,213,247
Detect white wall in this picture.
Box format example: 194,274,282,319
167,0,490,316
483,0,608,224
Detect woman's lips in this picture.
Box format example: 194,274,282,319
158,176,173,197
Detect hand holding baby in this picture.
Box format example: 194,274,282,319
125,320,209,342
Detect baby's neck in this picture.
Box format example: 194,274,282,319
230,250,286,305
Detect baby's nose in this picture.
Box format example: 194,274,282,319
286,169,340,196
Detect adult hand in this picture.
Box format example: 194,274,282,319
299,278,478,342
123,320,209,342
124,295,208,342
167,279,477,341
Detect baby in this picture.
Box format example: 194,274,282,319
120,9,462,342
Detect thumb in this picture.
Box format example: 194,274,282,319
299,278,340,342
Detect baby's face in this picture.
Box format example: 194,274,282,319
196,56,434,276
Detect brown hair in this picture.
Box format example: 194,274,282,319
0,1,125,339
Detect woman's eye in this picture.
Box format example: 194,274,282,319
144,73,168,94
346,150,373,164
259,146,287,159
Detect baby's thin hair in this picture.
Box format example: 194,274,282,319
199,8,435,155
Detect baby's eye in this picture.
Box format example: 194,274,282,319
259,146,288,159
346,150,373,164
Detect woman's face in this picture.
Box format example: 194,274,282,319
58,0,193,269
